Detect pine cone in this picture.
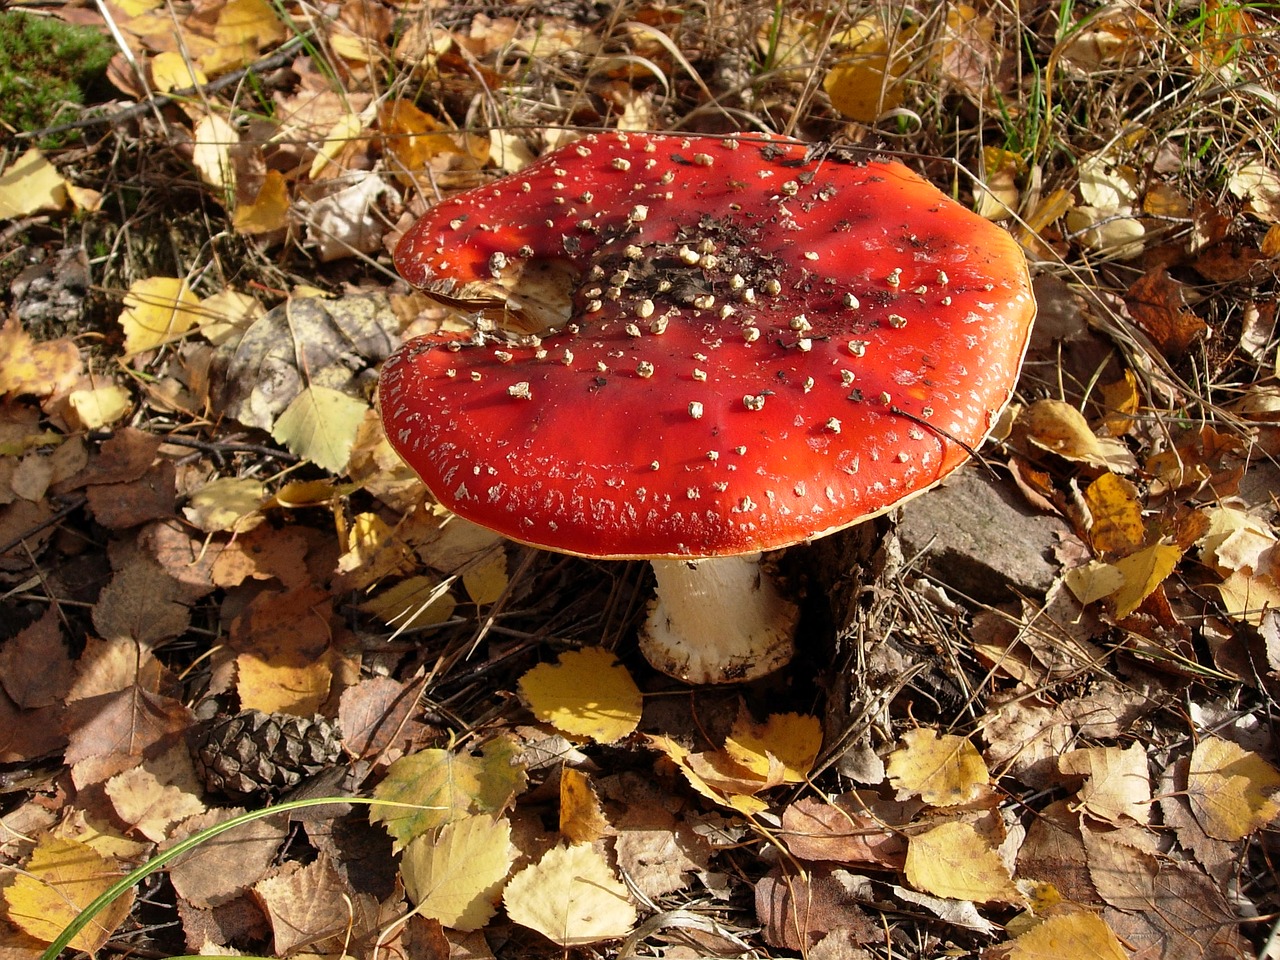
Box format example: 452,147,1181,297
190,709,342,800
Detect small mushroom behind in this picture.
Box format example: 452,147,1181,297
381,130,1037,684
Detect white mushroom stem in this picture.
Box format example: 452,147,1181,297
639,554,799,684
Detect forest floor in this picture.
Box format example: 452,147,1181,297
2,1,1280,958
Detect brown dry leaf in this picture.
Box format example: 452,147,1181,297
1015,800,1097,904
503,843,636,946
1125,268,1209,357
1020,399,1137,472
904,820,1021,904
886,728,989,806
0,608,72,708
2,835,135,953
1058,743,1151,826
559,767,609,844
1083,472,1145,558
755,865,880,951
0,316,81,399
1185,737,1280,840
1006,911,1128,960
1080,824,1249,959
165,808,289,909
401,814,514,931
65,687,194,790
252,855,352,955
519,648,642,745
607,776,710,900
1158,757,1237,890
337,675,422,761
779,791,913,868
1228,160,1280,222
371,736,528,850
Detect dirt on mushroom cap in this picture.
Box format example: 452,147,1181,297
381,131,1036,559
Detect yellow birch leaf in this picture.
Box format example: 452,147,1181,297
2,836,136,953
183,477,265,533
723,711,822,784
359,575,457,630
886,728,989,806
519,648,642,744
215,0,285,48
1217,570,1280,625
560,767,609,844
104,764,205,842
1100,370,1139,436
198,287,265,345
463,550,508,605
151,50,207,92
193,113,237,192
0,317,80,398
1186,737,1280,841
1008,911,1128,960
1020,399,1137,472
823,18,913,122
271,385,368,475
311,113,365,179
0,148,68,218
647,734,768,814
1083,472,1145,557
67,383,132,429
904,820,1021,904
371,737,527,850
119,276,202,355
233,169,290,236
503,844,636,946
401,814,514,931
1107,541,1182,617
1064,559,1126,606
235,648,331,715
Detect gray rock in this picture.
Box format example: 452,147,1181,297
895,466,1068,604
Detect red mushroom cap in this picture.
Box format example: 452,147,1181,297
381,132,1036,559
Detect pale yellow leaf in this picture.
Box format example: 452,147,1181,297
197,288,264,345
183,476,265,533
2,836,135,953
886,728,989,806
503,844,636,945
1064,559,1127,606
104,764,205,842
0,148,68,218
270,385,368,474
519,648,642,744
904,820,1021,904
235,649,332,715
401,814,514,931
1217,569,1280,626
1186,737,1280,840
1007,911,1128,960
119,276,202,355
67,384,132,430
310,113,364,179
1021,399,1138,472
193,113,237,192
1058,743,1151,826
722,711,822,784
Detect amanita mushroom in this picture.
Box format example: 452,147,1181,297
380,131,1036,684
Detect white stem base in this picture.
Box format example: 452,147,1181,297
639,554,798,684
